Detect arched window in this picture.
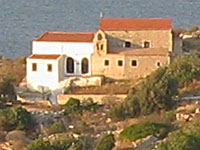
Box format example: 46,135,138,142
66,57,74,73
81,58,89,74
97,33,102,40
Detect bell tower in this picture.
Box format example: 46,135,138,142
93,30,107,55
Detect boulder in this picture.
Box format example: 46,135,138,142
136,135,158,150
6,130,26,142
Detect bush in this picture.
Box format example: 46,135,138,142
48,120,66,135
52,135,75,150
120,121,171,141
28,139,53,150
82,98,101,113
64,98,102,115
111,67,178,119
156,130,200,150
0,76,16,103
29,135,90,150
165,110,176,122
0,106,34,131
95,133,115,150
64,98,81,115
169,52,200,87
110,53,200,120
73,121,94,134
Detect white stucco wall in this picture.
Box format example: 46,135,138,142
32,41,94,55
26,58,61,91
27,41,95,91
32,41,94,76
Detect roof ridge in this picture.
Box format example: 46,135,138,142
45,31,96,34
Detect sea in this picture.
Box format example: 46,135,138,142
0,0,200,58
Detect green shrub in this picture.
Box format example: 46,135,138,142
52,135,75,150
169,52,200,87
120,121,171,141
95,133,115,150
156,130,200,150
0,76,16,103
0,106,34,131
64,98,81,115
110,53,200,120
72,136,91,150
82,98,101,113
29,135,90,150
165,110,176,122
28,139,53,150
109,104,126,120
48,120,66,135
73,121,94,134
111,67,178,119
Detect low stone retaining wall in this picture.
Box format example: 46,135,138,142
57,94,127,105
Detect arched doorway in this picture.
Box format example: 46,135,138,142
66,57,74,73
81,58,89,74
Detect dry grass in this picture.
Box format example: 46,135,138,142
0,58,26,85
69,79,138,95
179,80,200,97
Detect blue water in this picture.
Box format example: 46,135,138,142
0,0,200,58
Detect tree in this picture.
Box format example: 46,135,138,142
0,106,34,131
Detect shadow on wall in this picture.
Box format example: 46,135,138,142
107,35,142,52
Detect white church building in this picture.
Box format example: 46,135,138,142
26,32,95,90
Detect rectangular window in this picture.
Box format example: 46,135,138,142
104,60,109,66
32,63,37,71
157,62,161,67
124,41,131,48
144,41,150,48
118,60,123,67
47,64,52,72
131,60,137,67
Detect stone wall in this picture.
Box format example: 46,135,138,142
91,53,170,79
124,55,170,79
105,30,173,52
57,94,127,105
91,53,125,79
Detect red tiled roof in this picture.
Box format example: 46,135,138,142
28,54,61,60
109,48,170,56
35,32,95,42
100,18,172,30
